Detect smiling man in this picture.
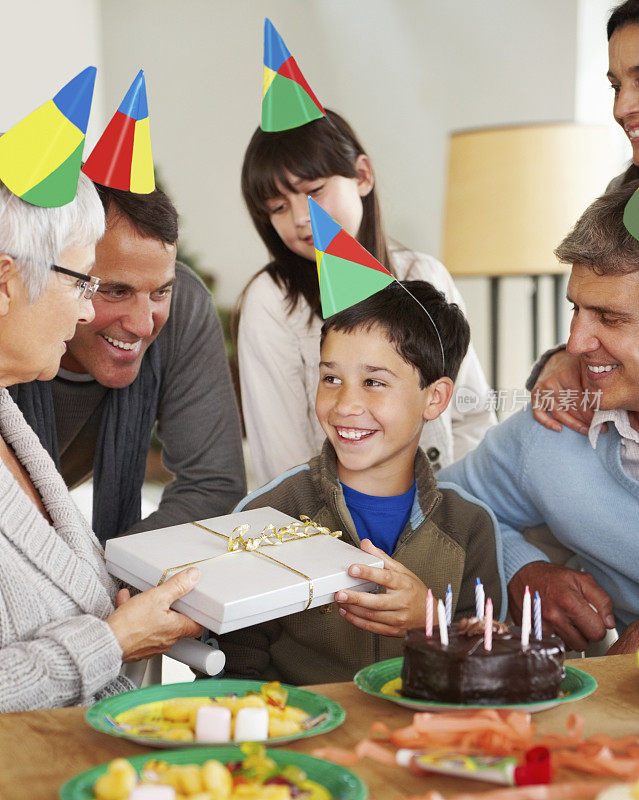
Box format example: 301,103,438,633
439,180,639,655
11,185,245,543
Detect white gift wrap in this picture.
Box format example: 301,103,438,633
105,507,384,633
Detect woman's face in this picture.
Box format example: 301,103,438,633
265,154,374,262
609,22,639,165
0,242,96,386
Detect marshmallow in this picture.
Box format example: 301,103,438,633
195,704,232,742
129,786,176,800
233,707,269,741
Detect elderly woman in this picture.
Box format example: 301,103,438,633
0,173,203,712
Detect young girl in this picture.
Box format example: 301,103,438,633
237,109,495,487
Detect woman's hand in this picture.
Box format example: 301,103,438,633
334,539,427,637
530,350,592,434
107,567,205,662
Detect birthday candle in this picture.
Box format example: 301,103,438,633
426,589,434,637
438,599,449,646
475,577,485,620
484,597,493,651
445,583,453,626
534,590,542,641
521,585,531,647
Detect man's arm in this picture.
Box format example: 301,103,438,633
127,265,246,533
439,408,614,650
439,409,550,583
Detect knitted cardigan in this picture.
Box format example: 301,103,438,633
0,389,132,711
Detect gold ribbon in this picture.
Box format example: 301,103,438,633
156,516,341,612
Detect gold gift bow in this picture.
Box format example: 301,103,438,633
156,516,342,612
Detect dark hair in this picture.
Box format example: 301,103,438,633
239,109,392,321
608,0,639,40
319,280,471,387
555,178,639,274
608,2,639,185
94,183,179,245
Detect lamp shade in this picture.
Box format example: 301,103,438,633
442,123,619,276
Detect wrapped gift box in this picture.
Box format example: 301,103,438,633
105,507,384,633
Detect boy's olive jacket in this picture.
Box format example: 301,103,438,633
218,440,505,685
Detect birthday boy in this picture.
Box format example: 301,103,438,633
218,279,506,684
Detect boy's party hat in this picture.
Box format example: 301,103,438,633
624,190,639,241
309,197,394,318
262,18,325,132
0,67,96,207
83,70,154,193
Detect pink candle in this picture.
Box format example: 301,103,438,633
425,588,434,637
484,598,493,651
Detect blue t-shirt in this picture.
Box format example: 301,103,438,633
341,481,416,554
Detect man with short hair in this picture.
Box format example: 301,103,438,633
439,179,639,655
11,185,245,543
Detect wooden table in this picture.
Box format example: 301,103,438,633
1,655,638,800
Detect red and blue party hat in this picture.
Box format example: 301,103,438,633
262,19,325,132
309,197,394,318
82,70,154,193
0,67,96,207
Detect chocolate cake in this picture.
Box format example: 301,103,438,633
401,618,565,705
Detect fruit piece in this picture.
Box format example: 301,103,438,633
93,759,137,800
201,760,233,796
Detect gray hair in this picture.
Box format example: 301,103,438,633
0,171,105,301
555,179,639,275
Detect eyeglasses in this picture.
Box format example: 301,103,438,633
51,265,101,301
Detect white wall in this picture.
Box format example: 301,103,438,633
0,0,104,152
98,0,628,397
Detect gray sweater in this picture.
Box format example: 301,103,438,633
0,390,133,711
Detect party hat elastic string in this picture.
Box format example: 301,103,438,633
396,281,446,374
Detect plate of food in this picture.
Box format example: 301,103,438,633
355,619,597,712
59,743,368,800
86,680,345,748
354,657,597,713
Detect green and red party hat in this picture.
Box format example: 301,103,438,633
0,67,96,207
262,18,325,132
309,197,395,318
83,70,154,193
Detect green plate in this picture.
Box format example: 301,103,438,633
59,746,367,799
354,659,597,712
86,679,345,748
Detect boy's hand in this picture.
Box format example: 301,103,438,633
334,539,427,637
